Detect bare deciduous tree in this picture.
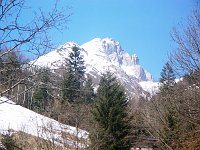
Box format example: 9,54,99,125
0,0,70,101
170,7,200,77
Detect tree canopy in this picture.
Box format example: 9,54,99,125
90,71,132,150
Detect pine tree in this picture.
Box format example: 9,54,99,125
159,62,179,148
62,67,76,103
90,71,132,150
82,77,95,103
160,62,176,92
162,108,179,147
32,68,52,112
62,46,86,103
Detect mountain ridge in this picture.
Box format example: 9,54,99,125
33,38,158,98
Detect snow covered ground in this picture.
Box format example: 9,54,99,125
0,97,88,148
139,81,160,95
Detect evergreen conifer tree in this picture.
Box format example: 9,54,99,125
62,46,86,102
159,62,178,148
82,77,95,103
90,71,132,150
32,68,52,112
160,62,176,92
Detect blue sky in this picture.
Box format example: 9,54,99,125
28,0,196,80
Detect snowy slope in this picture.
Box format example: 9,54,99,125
81,38,153,81
32,38,157,97
0,97,88,148
139,81,160,95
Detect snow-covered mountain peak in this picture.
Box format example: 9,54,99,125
33,38,156,97
57,42,79,53
131,54,139,65
81,38,140,66
81,37,123,55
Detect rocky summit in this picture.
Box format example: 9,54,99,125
33,38,159,99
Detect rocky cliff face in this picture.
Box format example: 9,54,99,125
81,38,153,81
33,38,157,98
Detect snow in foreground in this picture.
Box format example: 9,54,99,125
0,97,88,148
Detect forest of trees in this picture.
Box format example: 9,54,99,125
0,0,200,149
136,8,200,149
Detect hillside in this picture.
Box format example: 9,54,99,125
0,97,89,149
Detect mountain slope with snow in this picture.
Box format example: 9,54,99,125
0,97,88,149
82,38,153,81
139,81,160,95
33,38,158,97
